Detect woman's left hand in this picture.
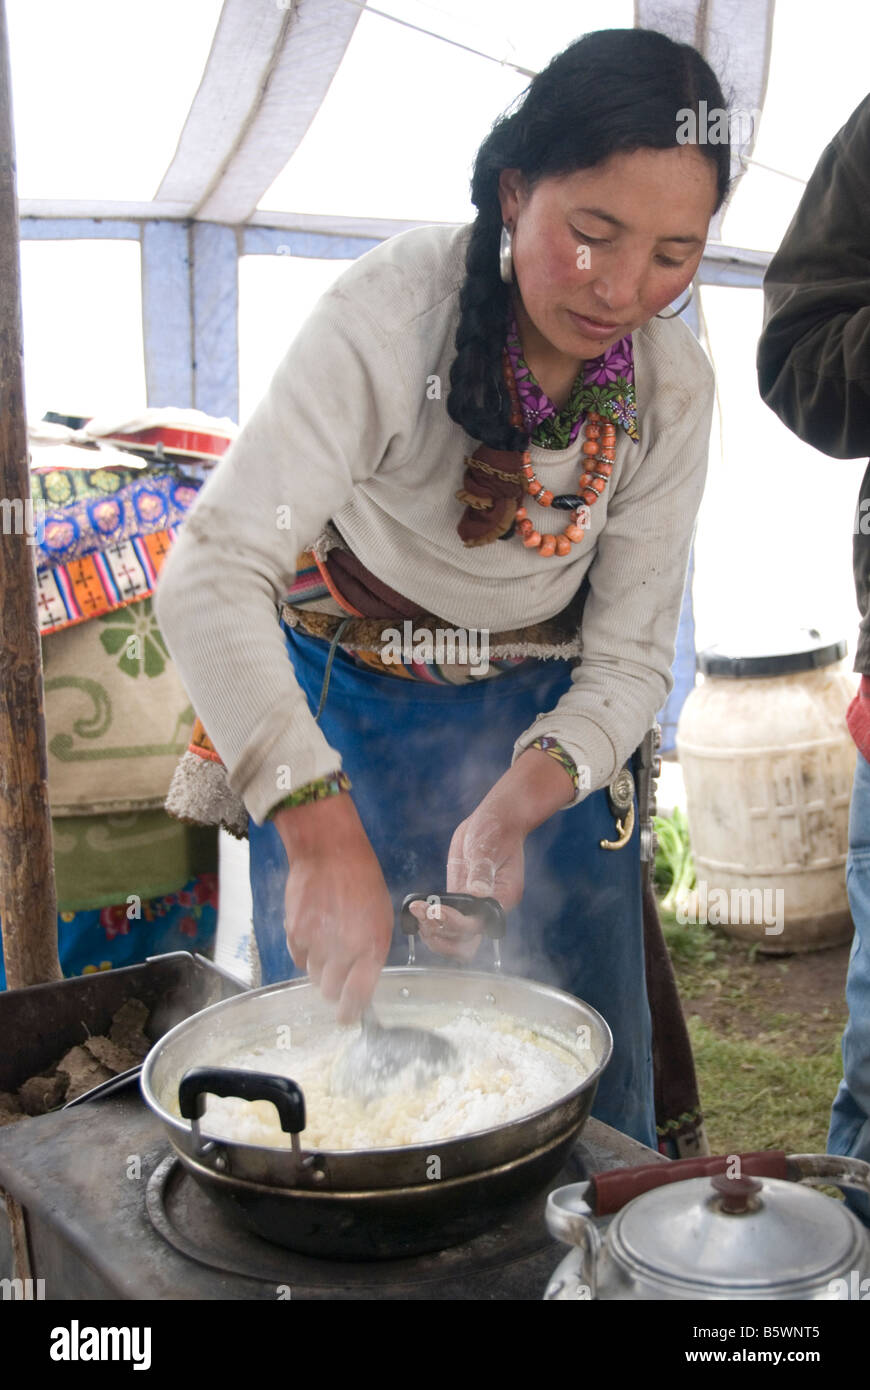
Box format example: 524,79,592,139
408,746,576,959
409,810,526,960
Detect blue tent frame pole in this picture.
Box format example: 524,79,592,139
191,223,239,421
142,221,194,409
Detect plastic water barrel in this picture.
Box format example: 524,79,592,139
675,632,857,953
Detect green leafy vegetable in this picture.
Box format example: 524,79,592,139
653,806,696,914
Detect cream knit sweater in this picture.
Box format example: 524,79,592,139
155,222,714,825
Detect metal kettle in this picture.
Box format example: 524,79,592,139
544,1151,870,1300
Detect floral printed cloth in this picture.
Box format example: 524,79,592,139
506,312,639,448
0,874,218,990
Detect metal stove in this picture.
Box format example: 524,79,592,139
0,953,665,1299
0,1091,663,1300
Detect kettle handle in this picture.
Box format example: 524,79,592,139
588,1151,790,1215
545,1185,602,1298
789,1153,870,1196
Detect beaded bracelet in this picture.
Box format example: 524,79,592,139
266,769,352,821
528,736,581,795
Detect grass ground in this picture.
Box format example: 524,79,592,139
660,910,851,1155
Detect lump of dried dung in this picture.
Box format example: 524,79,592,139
0,1091,25,1127
18,1072,67,1116
56,1045,114,1103
108,999,150,1058
7,997,153,1115
83,1035,140,1074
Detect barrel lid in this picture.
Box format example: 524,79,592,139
697,628,847,678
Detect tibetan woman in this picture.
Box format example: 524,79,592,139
157,27,728,1147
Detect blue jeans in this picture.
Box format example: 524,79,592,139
828,749,870,1224
249,625,656,1150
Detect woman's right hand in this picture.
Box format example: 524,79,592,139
272,793,394,1023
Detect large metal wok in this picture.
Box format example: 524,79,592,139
140,896,612,1259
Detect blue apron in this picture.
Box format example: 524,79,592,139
249,624,656,1148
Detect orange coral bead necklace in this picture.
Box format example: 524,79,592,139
506,362,616,558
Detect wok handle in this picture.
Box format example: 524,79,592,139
589,1151,790,1215
400,893,505,938
178,1066,306,1134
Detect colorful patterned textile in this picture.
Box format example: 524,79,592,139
31,460,202,637
286,551,330,604
266,770,352,821
252,551,527,685
43,596,195,814
529,734,581,793
34,470,200,569
31,462,164,508
0,458,222,992
506,313,639,448
0,873,218,991
343,645,528,684
35,528,179,636
188,717,223,764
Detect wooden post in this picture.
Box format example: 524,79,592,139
4,1190,33,1283
0,0,61,987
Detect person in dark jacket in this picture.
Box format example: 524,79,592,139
758,95,870,1224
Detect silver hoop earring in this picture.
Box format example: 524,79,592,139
656,283,695,319
499,225,513,284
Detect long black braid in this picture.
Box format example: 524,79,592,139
446,28,731,452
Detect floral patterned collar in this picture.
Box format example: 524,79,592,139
506,312,639,449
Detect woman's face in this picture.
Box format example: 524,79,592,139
498,146,720,361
